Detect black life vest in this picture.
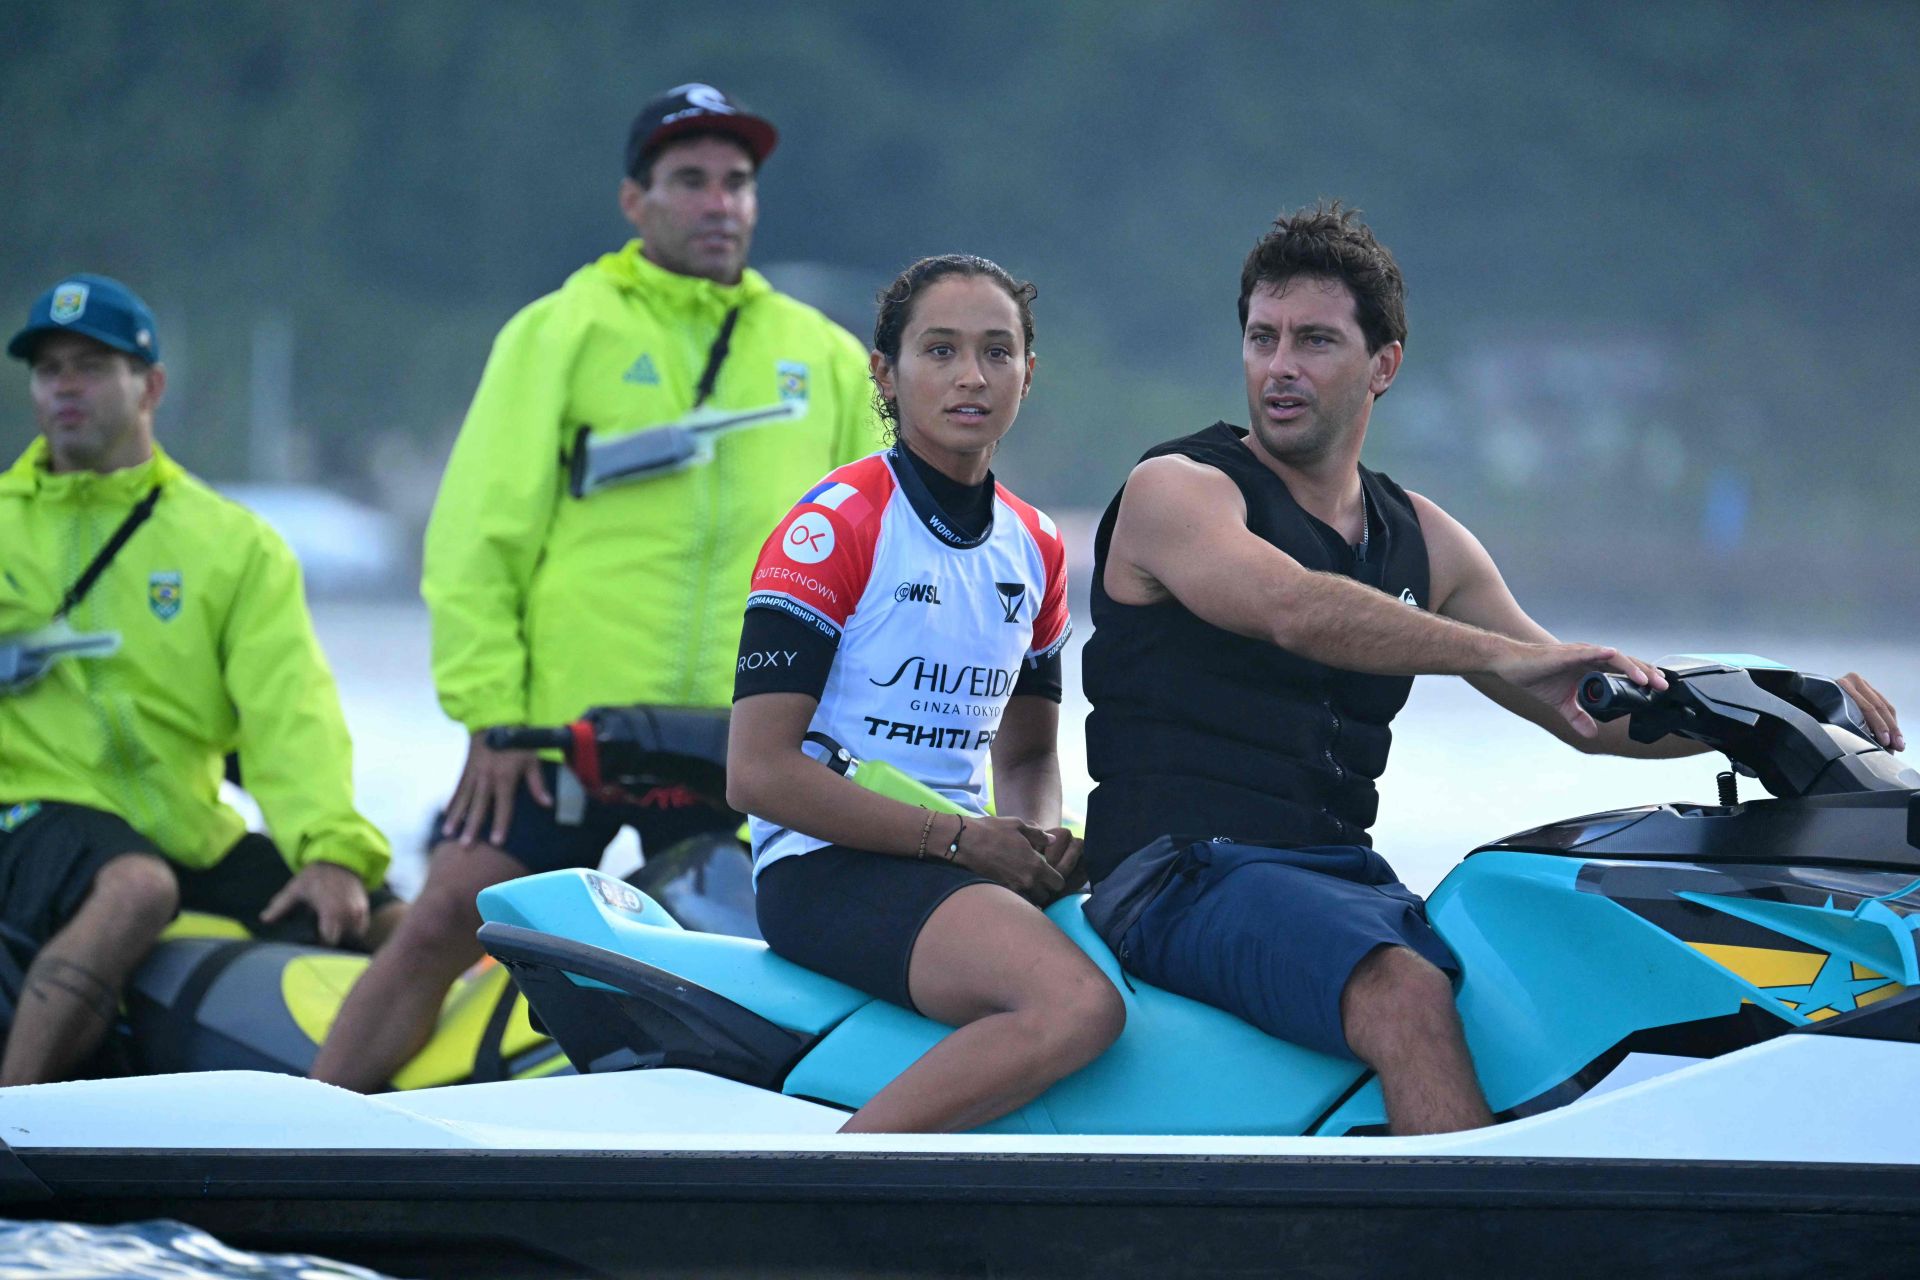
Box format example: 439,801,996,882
1082,422,1430,881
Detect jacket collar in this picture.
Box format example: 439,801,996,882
597,239,772,309
0,436,183,502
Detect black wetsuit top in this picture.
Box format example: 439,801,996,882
1081,423,1430,882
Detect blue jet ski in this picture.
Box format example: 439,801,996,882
5,659,1917,1279
476,656,1920,1135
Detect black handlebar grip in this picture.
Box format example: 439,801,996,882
483,725,574,752
1579,672,1655,720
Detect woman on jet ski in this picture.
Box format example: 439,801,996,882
727,255,1124,1133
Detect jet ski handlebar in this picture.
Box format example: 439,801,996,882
485,726,574,752
1579,661,1919,799
1578,672,1655,720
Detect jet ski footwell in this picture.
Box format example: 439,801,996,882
4,1037,1919,1279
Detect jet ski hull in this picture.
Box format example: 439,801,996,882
4,1043,1918,1280
10,1143,1919,1280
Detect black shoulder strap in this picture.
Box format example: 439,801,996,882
691,308,741,408
56,486,162,620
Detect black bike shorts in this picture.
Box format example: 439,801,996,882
754,846,989,1012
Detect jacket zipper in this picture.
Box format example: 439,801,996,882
682,307,722,701
73,505,155,830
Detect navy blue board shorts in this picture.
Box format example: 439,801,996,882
1090,839,1459,1060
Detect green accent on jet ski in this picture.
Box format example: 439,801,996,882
271,953,553,1089
157,910,252,942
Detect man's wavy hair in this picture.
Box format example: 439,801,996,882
1238,202,1407,358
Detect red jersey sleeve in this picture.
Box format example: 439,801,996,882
745,462,889,638
1002,487,1073,661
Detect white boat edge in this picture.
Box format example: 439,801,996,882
1,1032,1910,1165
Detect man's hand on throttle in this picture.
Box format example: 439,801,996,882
1493,642,1667,739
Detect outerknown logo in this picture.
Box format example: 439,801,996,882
994,582,1025,623
755,566,838,606
893,581,941,605
783,511,835,565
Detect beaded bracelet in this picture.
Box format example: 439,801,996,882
915,809,937,860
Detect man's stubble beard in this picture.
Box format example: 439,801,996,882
1247,411,1341,469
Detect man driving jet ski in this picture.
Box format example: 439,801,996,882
1079,203,1905,1135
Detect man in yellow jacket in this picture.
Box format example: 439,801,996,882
0,274,393,1085
312,84,882,1091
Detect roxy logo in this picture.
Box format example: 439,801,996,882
738,649,798,672
894,581,942,605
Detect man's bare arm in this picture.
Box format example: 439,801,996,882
1417,491,1906,755
1409,491,1698,759
1106,456,1658,737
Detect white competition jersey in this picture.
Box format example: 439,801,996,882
743,451,1071,874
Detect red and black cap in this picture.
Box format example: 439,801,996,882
625,83,778,178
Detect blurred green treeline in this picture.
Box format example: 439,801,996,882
4,0,1916,621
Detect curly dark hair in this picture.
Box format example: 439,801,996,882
1238,202,1407,356
870,254,1037,437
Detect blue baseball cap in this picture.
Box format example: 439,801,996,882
8,274,161,365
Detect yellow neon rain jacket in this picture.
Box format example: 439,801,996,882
422,241,882,730
0,440,391,885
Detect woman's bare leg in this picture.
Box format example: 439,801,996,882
839,884,1124,1134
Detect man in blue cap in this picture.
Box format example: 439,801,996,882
0,274,395,1084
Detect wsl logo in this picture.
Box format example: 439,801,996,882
994,582,1025,624
894,581,942,605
